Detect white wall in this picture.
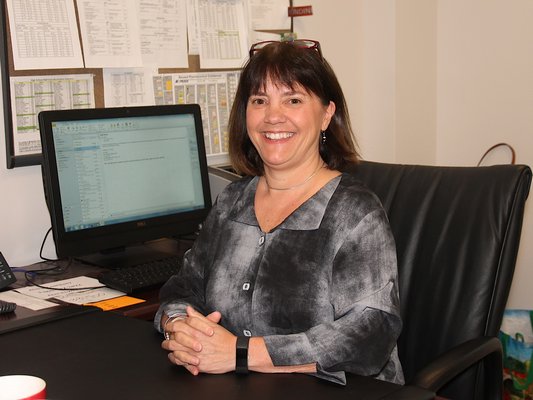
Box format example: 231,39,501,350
0,78,56,265
294,0,396,162
435,0,533,308
395,0,437,164
1,0,532,308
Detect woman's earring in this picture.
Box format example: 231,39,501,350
321,130,327,145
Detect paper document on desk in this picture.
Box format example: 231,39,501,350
0,290,59,311
15,277,125,305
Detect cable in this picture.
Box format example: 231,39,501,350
15,258,99,291
39,227,60,262
23,227,91,289
22,260,103,290
14,258,72,276
477,143,516,166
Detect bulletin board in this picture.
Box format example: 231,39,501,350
2,1,88,168
0,1,237,169
1,0,295,169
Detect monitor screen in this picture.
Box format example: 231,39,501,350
39,104,211,266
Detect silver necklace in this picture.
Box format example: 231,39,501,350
265,163,325,191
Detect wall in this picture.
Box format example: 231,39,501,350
293,0,396,162
0,90,53,265
436,0,533,308
395,0,437,164
1,0,532,308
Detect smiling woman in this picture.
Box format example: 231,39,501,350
245,81,334,183
155,40,404,386
229,40,359,177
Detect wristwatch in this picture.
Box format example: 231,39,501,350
235,336,250,374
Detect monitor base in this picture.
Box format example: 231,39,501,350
75,238,180,270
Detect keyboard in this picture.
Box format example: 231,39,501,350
98,255,182,294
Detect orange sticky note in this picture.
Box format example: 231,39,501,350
87,296,145,311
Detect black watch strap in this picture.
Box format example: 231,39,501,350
236,336,250,374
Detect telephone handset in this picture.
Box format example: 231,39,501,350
0,252,17,314
0,252,16,289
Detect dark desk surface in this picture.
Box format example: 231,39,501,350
0,311,435,400
0,258,160,327
2,237,194,325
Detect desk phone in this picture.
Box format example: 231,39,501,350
0,251,17,314
0,252,16,289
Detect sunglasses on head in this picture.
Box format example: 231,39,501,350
248,39,323,60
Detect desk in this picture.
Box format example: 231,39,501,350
3,237,193,324
1,259,160,326
0,311,435,400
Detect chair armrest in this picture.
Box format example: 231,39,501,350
409,336,502,398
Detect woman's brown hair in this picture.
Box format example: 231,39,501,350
228,41,359,176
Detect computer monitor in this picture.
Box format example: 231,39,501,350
39,104,212,268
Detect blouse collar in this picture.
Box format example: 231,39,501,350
228,174,342,231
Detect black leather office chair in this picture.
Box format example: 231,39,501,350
349,161,532,400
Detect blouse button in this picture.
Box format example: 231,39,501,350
259,235,265,245
242,282,250,291
243,330,252,337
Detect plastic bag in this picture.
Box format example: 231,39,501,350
499,309,533,399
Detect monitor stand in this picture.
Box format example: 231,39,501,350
76,238,181,270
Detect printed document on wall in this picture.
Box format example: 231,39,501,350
139,0,188,68
248,0,290,31
195,0,248,69
6,0,84,70
103,68,156,107
77,0,143,67
10,74,95,156
153,71,240,165
186,0,200,55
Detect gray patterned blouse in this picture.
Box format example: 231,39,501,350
155,173,404,385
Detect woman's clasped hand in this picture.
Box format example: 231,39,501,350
162,306,234,375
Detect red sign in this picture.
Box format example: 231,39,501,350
288,6,313,17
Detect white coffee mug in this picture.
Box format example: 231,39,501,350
0,375,46,400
